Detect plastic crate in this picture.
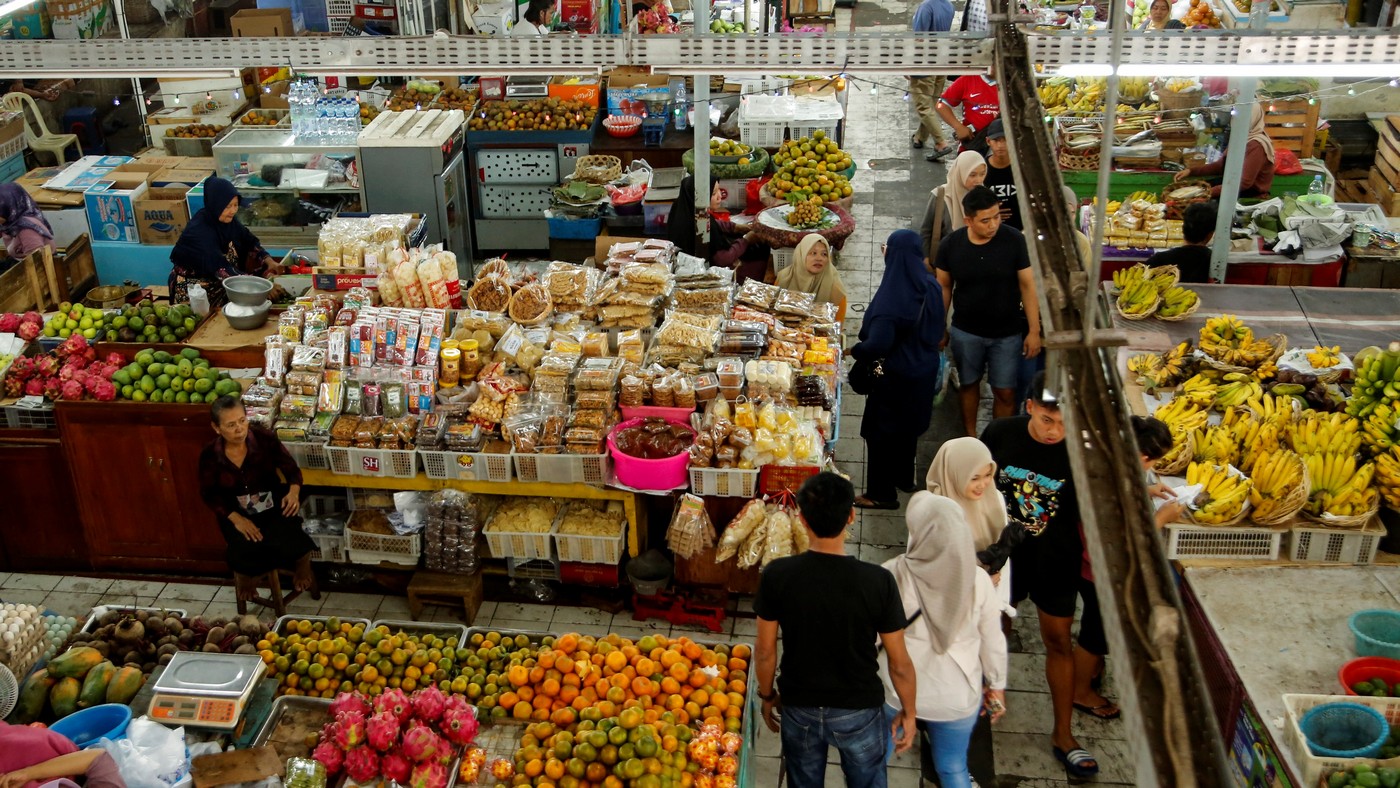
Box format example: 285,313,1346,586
505,556,561,581
346,488,399,511
789,119,840,142
327,15,352,32
308,532,346,562
689,467,760,498
738,120,786,148
1283,694,1400,788
771,246,793,273
735,77,791,96
0,135,26,162
234,108,290,128
485,521,557,561
4,403,56,430
419,449,513,483
345,525,421,567
325,0,353,15
553,504,625,565
1289,524,1383,564
512,452,610,485
546,213,603,240
1165,524,1285,560
283,439,331,471
325,445,419,478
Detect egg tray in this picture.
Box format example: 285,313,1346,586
0,619,49,679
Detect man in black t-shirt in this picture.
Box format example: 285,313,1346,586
1143,200,1216,284
982,119,1022,231
979,372,1103,779
936,185,1043,437
754,473,917,788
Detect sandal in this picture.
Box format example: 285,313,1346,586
1074,701,1121,720
1053,746,1100,779
910,135,924,149
854,495,900,510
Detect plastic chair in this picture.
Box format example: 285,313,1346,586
1,92,81,165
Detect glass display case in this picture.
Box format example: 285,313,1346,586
211,128,365,246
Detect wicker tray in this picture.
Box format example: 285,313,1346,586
1115,289,1161,321
1249,456,1309,526
1058,146,1101,171
749,203,855,251
1156,291,1201,322
1302,498,1381,530
1154,429,1196,476
1198,333,1288,374
1164,179,1213,220
574,154,621,184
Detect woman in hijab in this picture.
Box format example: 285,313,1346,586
918,151,988,264
1174,102,1276,198
774,233,847,321
666,174,770,283
877,491,1008,788
0,183,55,262
1139,0,1185,29
852,229,946,509
169,177,283,307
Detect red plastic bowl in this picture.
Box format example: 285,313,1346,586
1339,656,1400,695
604,115,643,138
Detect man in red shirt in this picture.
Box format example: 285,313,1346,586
931,69,1001,161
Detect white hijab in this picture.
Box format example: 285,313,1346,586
883,491,977,655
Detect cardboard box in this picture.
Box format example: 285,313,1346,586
593,234,648,264
470,5,513,34
85,180,149,244
182,157,218,172
133,153,186,168
100,161,165,191
231,7,296,35
558,0,595,29
153,167,213,188
10,9,51,38
550,77,601,108
135,186,191,245
16,167,84,207
258,82,290,109
0,116,22,148
606,70,670,117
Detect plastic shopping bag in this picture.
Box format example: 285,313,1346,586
96,717,189,788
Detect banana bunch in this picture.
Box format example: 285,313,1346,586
1186,462,1252,524
1345,343,1400,418
1213,372,1264,411
1075,76,1107,94
1254,359,1279,382
1147,266,1178,290
1361,401,1400,453
1124,190,1158,204
1038,82,1071,108
1067,91,1104,113
1158,286,1199,318
1304,452,1377,517
1093,196,1124,213
1248,449,1305,522
1193,424,1240,465
1151,341,1194,388
1247,392,1300,425
1155,396,1210,433
1180,373,1221,409
1307,345,1342,369
1117,279,1160,316
1110,263,1146,294
1288,411,1362,457
1119,76,1151,101
1199,314,1276,367
1373,447,1400,509
1138,102,1161,112
1164,77,1200,93
1240,419,1285,472
1128,352,1162,377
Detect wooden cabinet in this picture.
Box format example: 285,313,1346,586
58,402,227,574
0,430,87,571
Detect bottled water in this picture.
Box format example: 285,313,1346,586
674,82,687,131
315,97,331,141
1308,174,1324,196
289,82,305,138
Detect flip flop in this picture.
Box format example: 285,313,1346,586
1053,746,1100,779
854,495,900,510
1074,701,1122,720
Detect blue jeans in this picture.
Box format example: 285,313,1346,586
949,325,1022,390
781,705,889,788
884,705,981,788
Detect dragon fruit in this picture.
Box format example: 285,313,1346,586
367,711,401,752
438,706,478,746
16,322,38,341
442,694,470,716
0,313,19,333
312,741,345,775
83,347,95,362
105,352,124,367
60,379,83,401
9,356,35,380
331,692,373,719
375,688,414,726
90,379,117,402
35,356,58,378
58,365,76,382
55,334,84,358
410,685,446,724
23,378,43,397
400,725,448,763
408,760,448,788
335,711,368,750
43,377,62,400
343,746,381,784
21,311,41,327
380,748,412,785
64,355,88,371
4,376,24,398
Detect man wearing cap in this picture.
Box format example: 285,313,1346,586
982,119,1022,231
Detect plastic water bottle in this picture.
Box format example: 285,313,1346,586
343,99,360,143
674,82,688,131
316,97,331,141
289,82,302,137
1309,174,1324,196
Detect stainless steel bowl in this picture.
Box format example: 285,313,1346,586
223,300,271,330
223,275,273,306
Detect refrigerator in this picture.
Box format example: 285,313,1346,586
358,109,472,265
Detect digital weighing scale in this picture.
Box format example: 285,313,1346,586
148,651,265,729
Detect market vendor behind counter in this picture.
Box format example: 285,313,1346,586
170,178,286,308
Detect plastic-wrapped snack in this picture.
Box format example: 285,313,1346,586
279,310,303,342
715,498,768,562
773,288,816,317
665,493,714,560
318,369,346,413
651,374,675,407
286,370,320,396
418,256,451,309
582,332,610,358
245,405,276,429
736,279,780,310
280,394,318,419
618,329,646,365
737,508,770,569
476,257,509,280
619,373,645,407
673,374,696,409
242,381,282,408
467,275,512,313
468,392,506,424
575,388,616,411
504,413,543,454
381,381,406,418
291,345,327,373
263,336,288,385
508,281,553,325
762,507,794,566
575,357,624,391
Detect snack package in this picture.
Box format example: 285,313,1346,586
715,498,767,562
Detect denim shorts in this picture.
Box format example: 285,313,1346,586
949,325,1022,390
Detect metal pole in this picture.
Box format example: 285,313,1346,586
694,0,712,248
1208,0,1268,281
1085,0,1126,339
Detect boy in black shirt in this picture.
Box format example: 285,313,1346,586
982,119,1022,230
979,372,1103,779
1142,201,1217,283
754,473,918,788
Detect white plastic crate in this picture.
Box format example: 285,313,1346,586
346,528,421,567
1289,523,1383,564
735,76,791,96
512,452,610,485
771,247,793,273
789,120,840,142
283,440,331,471
419,449,513,483
346,488,399,511
1165,524,1285,561
308,532,346,562
554,505,625,565
325,445,419,478
485,501,562,560
1283,693,1400,788
506,556,561,581
325,0,353,15
738,120,786,148
4,404,56,430
0,134,25,162
689,467,760,498
327,15,352,33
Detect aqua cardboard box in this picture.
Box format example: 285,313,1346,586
85,179,149,243
135,186,191,245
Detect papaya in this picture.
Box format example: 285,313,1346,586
50,676,81,718
105,666,145,705
79,661,116,709
8,669,55,723
49,646,104,679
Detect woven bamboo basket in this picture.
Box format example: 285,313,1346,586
1146,264,1180,288
1199,333,1288,374
1156,291,1201,322
1115,290,1161,321
574,155,622,184
1248,457,1310,526
1058,146,1100,171
507,284,554,326
1109,263,1149,296
1302,498,1381,530
1190,498,1252,526
1157,87,1204,111
1153,429,1196,475
1163,179,1213,220
682,146,771,178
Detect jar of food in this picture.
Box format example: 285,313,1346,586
440,347,462,387
461,339,482,380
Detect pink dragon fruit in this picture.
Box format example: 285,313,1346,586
442,694,470,716
331,692,373,719
408,760,448,788
438,706,478,746
105,352,124,367
400,725,448,763
312,741,345,775
84,375,103,394
343,746,381,785
410,685,446,724
21,311,41,327
60,379,83,401
43,377,62,400
335,711,368,750
58,365,76,382
375,688,414,726
82,347,96,362
4,376,24,398
9,356,35,380
367,710,401,752
0,313,20,333
16,322,38,342
90,379,117,402
23,378,43,397
64,355,88,371
35,356,58,378
380,748,412,785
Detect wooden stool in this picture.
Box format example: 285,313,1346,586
406,571,484,623
234,570,320,617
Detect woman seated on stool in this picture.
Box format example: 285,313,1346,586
0,719,126,788
0,183,55,263
775,234,848,322
198,394,316,596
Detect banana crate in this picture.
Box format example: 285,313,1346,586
1288,522,1383,564
1165,523,1285,561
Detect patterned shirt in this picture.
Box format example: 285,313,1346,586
198,426,302,522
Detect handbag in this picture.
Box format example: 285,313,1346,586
848,357,885,395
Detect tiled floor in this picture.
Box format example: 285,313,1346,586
8,4,1132,785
